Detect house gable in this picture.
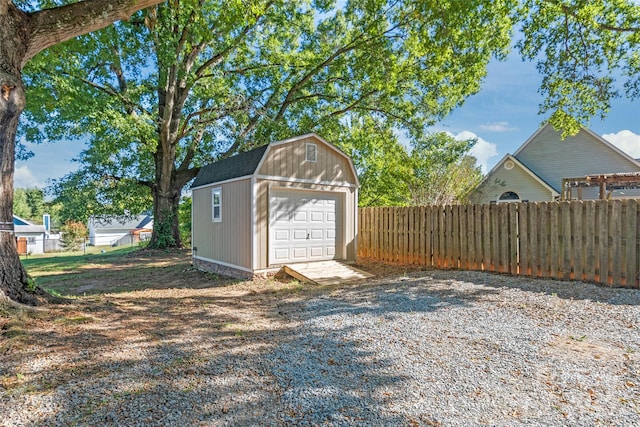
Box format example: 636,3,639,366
471,155,557,203
514,123,640,192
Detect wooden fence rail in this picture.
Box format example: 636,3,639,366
358,200,639,288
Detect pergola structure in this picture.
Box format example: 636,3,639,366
561,172,640,200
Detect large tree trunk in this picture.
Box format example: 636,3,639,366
149,180,182,249
0,0,164,305
0,3,42,304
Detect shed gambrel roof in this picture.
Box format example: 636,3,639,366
191,133,358,189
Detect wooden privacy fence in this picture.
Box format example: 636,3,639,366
358,200,639,288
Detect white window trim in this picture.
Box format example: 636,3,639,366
212,187,222,222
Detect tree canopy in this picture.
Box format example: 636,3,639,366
24,0,517,245
517,0,640,136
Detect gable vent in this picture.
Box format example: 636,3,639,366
306,143,317,162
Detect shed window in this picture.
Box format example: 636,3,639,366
306,143,317,162
27,237,36,244
212,188,222,222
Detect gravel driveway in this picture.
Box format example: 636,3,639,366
1,267,639,426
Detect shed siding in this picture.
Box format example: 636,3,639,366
258,136,355,185
472,163,554,203
254,180,357,270
516,126,640,191
192,178,252,269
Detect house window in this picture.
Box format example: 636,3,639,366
27,237,36,244
212,188,222,222
306,143,317,162
498,191,520,203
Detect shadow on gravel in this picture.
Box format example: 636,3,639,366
419,269,640,306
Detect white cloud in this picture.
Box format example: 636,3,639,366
479,121,517,132
602,130,640,159
14,165,43,189
453,131,499,174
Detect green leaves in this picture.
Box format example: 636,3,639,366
517,0,640,136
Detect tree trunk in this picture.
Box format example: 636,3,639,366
149,183,182,249
0,4,43,304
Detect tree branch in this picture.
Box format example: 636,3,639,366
24,0,164,66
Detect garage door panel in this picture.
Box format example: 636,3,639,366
270,191,339,265
309,229,324,239
293,229,308,240
293,211,307,222
310,247,323,257
292,247,308,259
274,229,289,240
273,248,290,261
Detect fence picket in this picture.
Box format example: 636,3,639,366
611,201,622,286
572,201,584,281
561,202,572,280
596,201,609,284
625,200,638,288
584,202,596,282
519,203,529,275
509,203,519,274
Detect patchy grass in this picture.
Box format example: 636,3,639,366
21,246,139,276
22,247,239,297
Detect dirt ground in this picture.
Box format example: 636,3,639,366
0,250,414,375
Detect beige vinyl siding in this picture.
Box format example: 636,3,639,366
516,126,640,191
258,136,356,185
192,178,252,269
472,163,554,203
254,180,357,269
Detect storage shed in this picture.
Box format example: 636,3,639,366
191,134,359,278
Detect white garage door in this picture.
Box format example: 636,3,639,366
269,191,339,264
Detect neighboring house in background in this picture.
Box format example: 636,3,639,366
88,214,154,246
191,133,359,279
13,215,46,255
471,123,640,203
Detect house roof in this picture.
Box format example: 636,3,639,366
191,133,359,189
514,123,640,168
13,215,45,234
89,214,153,231
191,145,268,189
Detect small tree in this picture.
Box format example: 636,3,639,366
409,133,483,205
60,221,87,252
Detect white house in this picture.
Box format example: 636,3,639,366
88,214,154,246
13,215,46,255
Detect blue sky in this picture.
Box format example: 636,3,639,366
14,50,640,189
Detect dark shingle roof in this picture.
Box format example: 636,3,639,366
191,145,268,188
